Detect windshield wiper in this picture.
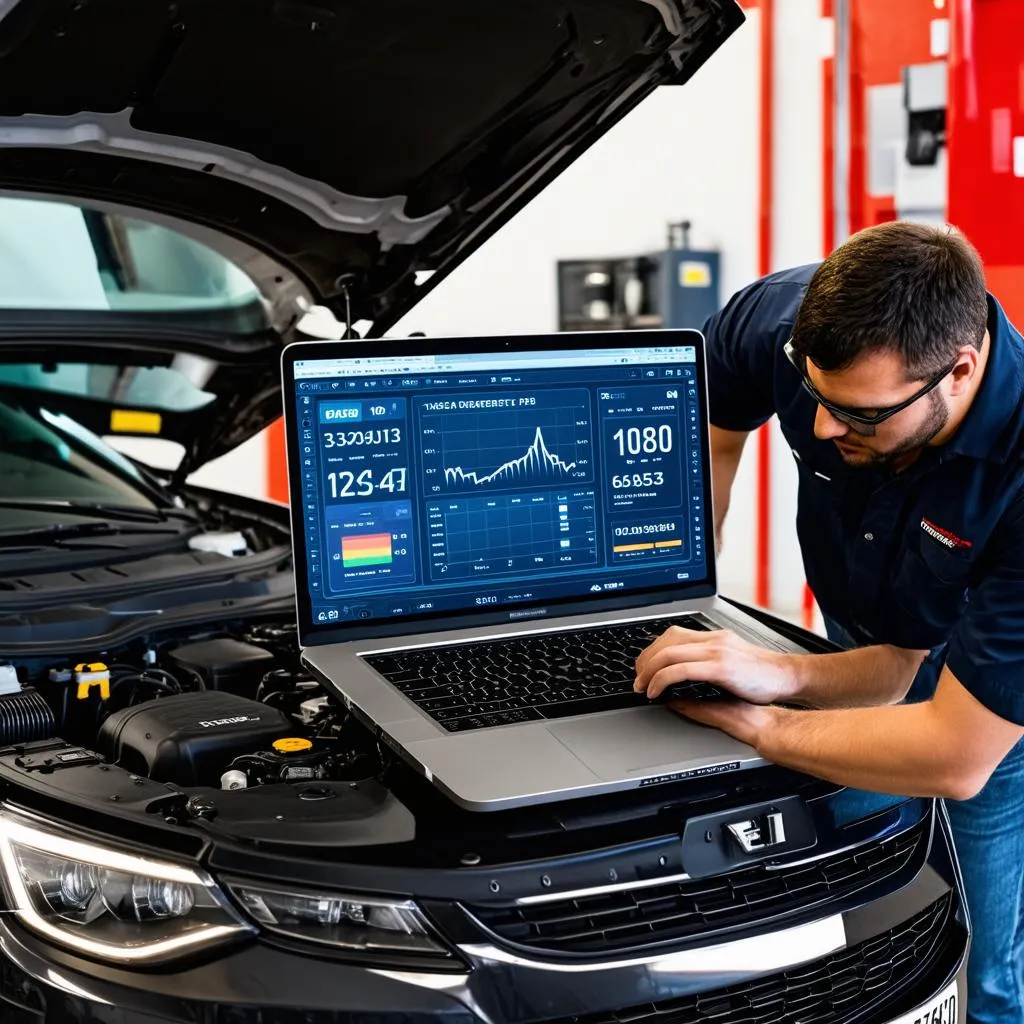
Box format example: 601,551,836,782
0,500,197,524
0,520,188,552
0,521,118,544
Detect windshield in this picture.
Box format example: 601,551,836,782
0,362,215,413
0,197,264,323
0,394,156,511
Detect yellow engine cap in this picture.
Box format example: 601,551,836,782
74,662,108,673
272,737,313,754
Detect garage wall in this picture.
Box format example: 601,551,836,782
767,0,828,617
187,433,268,496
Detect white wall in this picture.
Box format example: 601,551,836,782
108,433,269,497
767,0,828,616
188,432,268,496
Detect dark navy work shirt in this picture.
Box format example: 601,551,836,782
704,264,1024,725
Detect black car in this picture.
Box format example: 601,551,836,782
0,0,966,1022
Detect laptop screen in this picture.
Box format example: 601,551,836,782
284,332,714,643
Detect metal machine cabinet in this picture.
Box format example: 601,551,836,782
657,222,722,332
557,221,721,333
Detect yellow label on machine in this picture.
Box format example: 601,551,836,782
679,261,711,287
110,409,162,434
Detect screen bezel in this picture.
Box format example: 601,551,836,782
281,329,717,647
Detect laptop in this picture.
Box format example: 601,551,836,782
282,330,808,811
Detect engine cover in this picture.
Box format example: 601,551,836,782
98,692,293,786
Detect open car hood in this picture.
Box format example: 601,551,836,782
0,0,743,474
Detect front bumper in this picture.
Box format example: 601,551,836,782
0,811,968,1024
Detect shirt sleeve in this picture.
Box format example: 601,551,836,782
703,278,793,432
944,494,1024,725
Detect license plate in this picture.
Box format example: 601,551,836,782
885,980,959,1024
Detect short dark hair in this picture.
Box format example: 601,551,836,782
791,221,989,380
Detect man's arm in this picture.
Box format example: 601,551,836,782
641,502,1024,800
634,625,927,708
699,277,796,552
710,425,749,555
671,666,1024,800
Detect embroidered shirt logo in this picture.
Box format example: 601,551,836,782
921,518,972,550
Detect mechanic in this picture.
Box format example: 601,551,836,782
632,221,1024,1024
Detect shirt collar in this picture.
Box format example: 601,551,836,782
941,294,1024,463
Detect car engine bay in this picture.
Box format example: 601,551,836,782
0,618,437,849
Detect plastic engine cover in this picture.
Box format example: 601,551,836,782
98,691,293,785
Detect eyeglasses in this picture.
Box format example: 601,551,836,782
783,339,958,436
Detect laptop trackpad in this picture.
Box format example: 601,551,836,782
548,706,757,781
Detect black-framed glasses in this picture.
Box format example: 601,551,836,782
783,339,958,436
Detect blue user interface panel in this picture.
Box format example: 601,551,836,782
291,346,708,626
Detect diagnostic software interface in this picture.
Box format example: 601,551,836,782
291,345,709,627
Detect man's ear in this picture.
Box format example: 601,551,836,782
948,335,986,397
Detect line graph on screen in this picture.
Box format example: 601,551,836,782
419,389,594,495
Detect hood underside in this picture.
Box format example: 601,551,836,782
0,0,743,331
0,0,743,473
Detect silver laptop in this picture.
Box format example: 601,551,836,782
282,330,807,811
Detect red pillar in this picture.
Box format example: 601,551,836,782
948,0,1024,326
756,0,774,608
267,419,289,504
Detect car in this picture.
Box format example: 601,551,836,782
0,0,967,1022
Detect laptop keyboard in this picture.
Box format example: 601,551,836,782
363,614,725,732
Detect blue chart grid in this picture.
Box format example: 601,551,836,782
419,389,594,495
428,492,598,581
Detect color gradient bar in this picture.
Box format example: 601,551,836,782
655,539,683,549
342,532,393,567
613,542,655,553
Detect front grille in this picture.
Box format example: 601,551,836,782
0,1004,43,1024
467,820,928,954
573,893,957,1024
0,959,45,1024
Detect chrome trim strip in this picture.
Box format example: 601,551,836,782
460,913,846,974
508,820,921,905
763,821,918,873
513,871,691,905
42,969,114,1006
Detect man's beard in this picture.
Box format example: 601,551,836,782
835,391,949,468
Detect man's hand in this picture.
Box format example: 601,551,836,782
668,697,780,748
633,626,798,704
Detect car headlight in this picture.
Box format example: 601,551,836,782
229,882,448,956
0,811,253,964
